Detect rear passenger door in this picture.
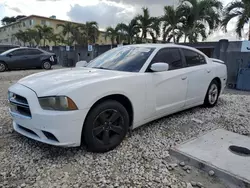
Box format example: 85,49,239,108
181,48,213,106
24,49,43,68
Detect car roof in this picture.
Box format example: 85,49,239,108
126,43,207,57
18,47,41,50
127,43,194,49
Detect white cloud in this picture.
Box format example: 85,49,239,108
67,2,136,29
102,0,174,5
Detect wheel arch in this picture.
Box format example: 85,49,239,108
0,60,9,71
0,60,7,67
84,94,134,128
212,77,222,93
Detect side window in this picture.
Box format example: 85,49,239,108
12,49,27,56
151,48,183,71
27,49,42,55
182,49,206,67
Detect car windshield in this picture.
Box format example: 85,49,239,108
0,48,17,55
86,46,155,72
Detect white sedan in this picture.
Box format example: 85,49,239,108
8,44,227,152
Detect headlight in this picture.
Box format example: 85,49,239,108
38,96,78,111
8,91,14,100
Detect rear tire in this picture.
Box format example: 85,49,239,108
42,61,51,70
204,80,220,107
82,100,129,153
0,62,7,72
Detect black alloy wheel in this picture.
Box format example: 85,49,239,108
82,100,129,152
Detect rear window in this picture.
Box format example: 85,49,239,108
182,49,206,67
27,49,43,55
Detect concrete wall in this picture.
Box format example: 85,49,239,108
40,44,115,67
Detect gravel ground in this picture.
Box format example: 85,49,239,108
1,69,250,188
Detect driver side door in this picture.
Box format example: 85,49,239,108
7,49,28,69
146,48,188,117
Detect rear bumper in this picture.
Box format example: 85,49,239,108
220,76,227,94
9,83,89,147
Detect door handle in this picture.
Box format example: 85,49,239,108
181,76,187,80
207,69,211,73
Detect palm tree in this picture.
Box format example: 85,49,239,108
148,18,161,43
13,30,29,46
26,29,39,46
57,22,75,46
116,18,140,44
49,33,63,46
161,6,183,43
135,7,160,42
76,21,99,45
34,25,54,46
85,21,99,44
105,26,119,46
222,0,250,40
178,0,222,43
69,24,83,46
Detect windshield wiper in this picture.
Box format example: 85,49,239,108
92,67,111,70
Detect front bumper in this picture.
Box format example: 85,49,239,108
9,83,89,147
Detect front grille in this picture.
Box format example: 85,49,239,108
18,124,38,137
9,93,31,118
42,131,59,142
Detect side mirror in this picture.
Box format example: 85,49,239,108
7,53,13,57
150,62,169,72
76,60,88,67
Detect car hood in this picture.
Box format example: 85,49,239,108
18,67,130,96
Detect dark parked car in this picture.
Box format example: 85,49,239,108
0,45,20,54
0,47,57,72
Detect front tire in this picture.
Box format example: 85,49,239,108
0,62,7,72
82,100,129,153
42,61,52,70
204,80,220,107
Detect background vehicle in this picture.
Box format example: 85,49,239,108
0,47,57,72
0,44,19,54
8,44,227,152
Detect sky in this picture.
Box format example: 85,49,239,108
0,0,248,41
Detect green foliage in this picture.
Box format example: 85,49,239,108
12,30,29,46
105,26,119,45
222,0,250,40
9,0,230,46
57,22,77,46
176,0,222,43
116,18,140,44
1,15,26,25
135,7,161,43
34,25,54,46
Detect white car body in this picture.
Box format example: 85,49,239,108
8,44,227,147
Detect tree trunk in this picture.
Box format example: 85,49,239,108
184,35,187,43
43,39,46,46
68,33,70,46
141,32,143,40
